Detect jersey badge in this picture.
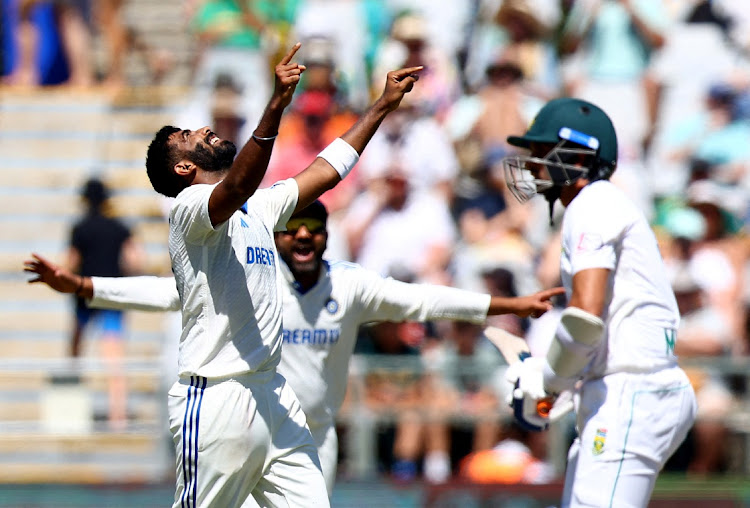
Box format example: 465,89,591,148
326,298,339,315
593,428,607,456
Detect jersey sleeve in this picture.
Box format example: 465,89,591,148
90,276,181,312
246,178,299,232
350,265,491,323
169,183,218,244
564,193,625,275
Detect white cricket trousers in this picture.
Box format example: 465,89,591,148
562,366,697,507
308,423,338,494
168,371,330,508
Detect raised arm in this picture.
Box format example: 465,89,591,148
208,43,306,225
292,66,423,213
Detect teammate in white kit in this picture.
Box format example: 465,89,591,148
501,98,697,507
25,200,564,494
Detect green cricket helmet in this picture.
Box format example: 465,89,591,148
503,98,618,205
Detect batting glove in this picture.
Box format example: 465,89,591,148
505,357,551,431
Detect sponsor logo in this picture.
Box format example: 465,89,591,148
577,233,603,252
283,328,340,345
246,246,275,266
593,428,607,456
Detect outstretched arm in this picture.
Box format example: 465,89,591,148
292,66,423,213
487,287,566,319
208,43,306,226
25,253,180,311
25,253,93,299
356,266,565,324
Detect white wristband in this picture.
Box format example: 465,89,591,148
317,138,359,179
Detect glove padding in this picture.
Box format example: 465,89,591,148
505,356,550,431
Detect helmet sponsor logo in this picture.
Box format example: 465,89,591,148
559,127,600,150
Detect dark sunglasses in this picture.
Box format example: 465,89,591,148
283,217,325,235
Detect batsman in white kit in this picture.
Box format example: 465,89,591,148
139,40,421,507
501,97,697,507
26,200,563,495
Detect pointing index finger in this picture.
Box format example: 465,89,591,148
392,66,424,81
280,42,302,66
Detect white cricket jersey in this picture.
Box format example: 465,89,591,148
168,179,298,378
91,259,491,430
560,181,680,377
275,260,490,429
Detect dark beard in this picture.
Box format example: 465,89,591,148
190,140,237,173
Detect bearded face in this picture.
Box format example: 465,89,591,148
189,138,237,173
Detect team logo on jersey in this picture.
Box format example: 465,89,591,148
664,328,676,356
577,233,603,252
593,428,607,456
326,298,339,314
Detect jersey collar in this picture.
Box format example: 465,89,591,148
280,259,330,295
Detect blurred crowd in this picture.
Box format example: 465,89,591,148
6,0,750,487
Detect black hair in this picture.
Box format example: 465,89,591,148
145,125,185,197
81,177,108,209
291,199,329,224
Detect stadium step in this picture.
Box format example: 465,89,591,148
0,81,183,483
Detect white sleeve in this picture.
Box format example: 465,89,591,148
353,267,491,323
564,194,621,275
169,183,218,244
90,276,180,312
247,178,299,232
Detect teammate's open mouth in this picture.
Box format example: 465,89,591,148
292,245,314,263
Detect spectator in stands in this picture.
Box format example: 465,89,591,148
659,83,750,196
356,92,460,199
292,0,387,111
176,0,273,143
67,177,143,428
294,35,349,103
6,0,94,87
487,0,560,98
559,0,669,156
460,60,533,173
357,318,431,483
208,73,245,146
670,262,737,474
421,320,505,483
343,163,457,284
685,180,748,355
645,0,742,196
371,12,460,122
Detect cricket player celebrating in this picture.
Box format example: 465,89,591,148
54,40,423,507
501,98,697,507
25,200,563,494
